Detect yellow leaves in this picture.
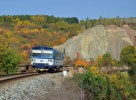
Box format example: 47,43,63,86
30,16,46,23
111,59,116,66
109,74,118,84
108,72,133,97
22,49,30,62
40,28,45,33
0,27,13,38
23,50,28,59
22,28,30,34
0,34,9,51
88,65,134,98
46,31,52,37
6,30,13,36
53,32,59,36
95,55,103,67
56,21,69,30
10,37,19,44
0,29,13,38
14,20,35,31
89,66,100,76
14,21,23,29
23,20,31,26
89,66,104,76
14,18,20,23
32,28,39,34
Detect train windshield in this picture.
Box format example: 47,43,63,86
32,53,42,57
31,50,53,58
42,53,53,58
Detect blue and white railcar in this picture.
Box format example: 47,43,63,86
30,46,63,71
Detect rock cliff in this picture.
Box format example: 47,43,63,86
54,25,136,61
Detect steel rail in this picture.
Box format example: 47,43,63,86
0,72,42,84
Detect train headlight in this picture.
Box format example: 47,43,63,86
31,58,35,62
31,59,33,62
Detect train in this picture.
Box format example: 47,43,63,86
30,46,64,72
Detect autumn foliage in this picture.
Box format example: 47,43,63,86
74,59,89,68
0,15,81,56
74,53,89,68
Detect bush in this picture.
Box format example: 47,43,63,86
95,53,113,67
80,71,124,100
1,48,21,74
120,45,136,67
102,53,112,67
109,72,136,99
128,66,136,76
74,67,136,99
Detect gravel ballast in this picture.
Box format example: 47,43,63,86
0,73,63,100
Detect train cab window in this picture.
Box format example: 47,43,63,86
42,53,53,58
32,53,41,57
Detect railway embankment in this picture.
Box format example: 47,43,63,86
0,71,80,100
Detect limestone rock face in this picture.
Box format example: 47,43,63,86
54,25,135,61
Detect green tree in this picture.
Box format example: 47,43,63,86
0,35,21,74
95,55,103,67
85,17,91,29
0,34,9,67
120,45,136,67
120,45,136,75
102,53,112,67
2,48,21,74
79,20,86,29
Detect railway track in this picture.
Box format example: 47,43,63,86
0,72,43,84
0,66,69,84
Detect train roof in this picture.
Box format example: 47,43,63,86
32,46,53,50
32,46,63,54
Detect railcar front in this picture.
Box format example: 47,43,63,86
30,46,54,71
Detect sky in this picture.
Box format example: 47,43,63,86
0,0,136,20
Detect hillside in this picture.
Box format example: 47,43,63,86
55,25,136,61
0,15,136,61
0,15,81,54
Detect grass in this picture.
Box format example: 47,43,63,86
45,78,81,100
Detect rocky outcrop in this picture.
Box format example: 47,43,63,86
54,25,135,61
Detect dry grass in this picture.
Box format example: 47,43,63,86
45,78,81,100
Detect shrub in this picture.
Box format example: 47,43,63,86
95,53,113,67
74,66,136,99
76,71,123,100
102,53,112,67
109,72,136,99
120,45,136,67
1,48,21,74
128,66,136,76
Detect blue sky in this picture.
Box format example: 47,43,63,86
0,0,136,20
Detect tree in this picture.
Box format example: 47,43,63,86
79,20,86,30
59,37,66,44
120,45,136,67
0,35,21,74
74,52,89,68
102,53,112,67
2,48,21,74
64,17,79,24
0,35,9,67
95,55,103,67
85,17,90,29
